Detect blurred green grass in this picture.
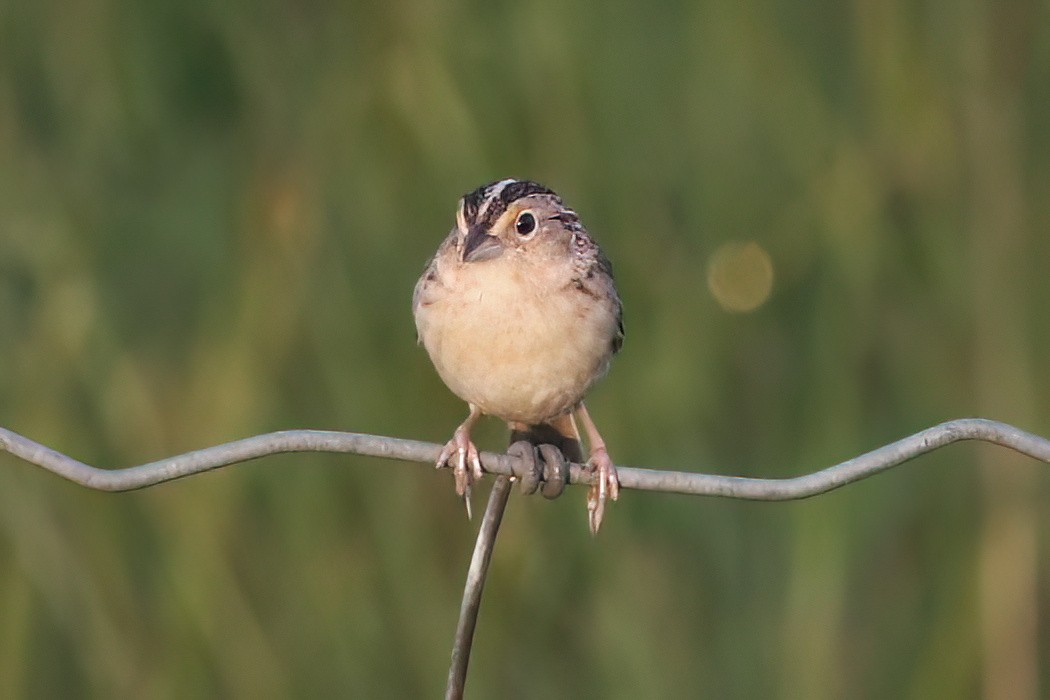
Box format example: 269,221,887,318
1,0,1049,697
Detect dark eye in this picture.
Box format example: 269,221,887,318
515,211,537,235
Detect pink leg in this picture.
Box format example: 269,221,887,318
436,404,485,518
575,401,619,534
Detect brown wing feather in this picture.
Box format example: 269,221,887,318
569,229,624,355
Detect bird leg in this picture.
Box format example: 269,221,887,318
575,401,620,534
436,404,485,518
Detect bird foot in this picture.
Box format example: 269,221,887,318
586,446,619,535
436,424,485,518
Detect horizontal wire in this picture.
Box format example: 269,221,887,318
2,418,1048,499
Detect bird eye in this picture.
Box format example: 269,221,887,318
515,211,537,236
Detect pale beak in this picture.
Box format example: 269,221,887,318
462,225,504,263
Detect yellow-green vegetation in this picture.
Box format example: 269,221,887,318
1,0,1049,697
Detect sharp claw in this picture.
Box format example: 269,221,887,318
436,421,485,518
436,442,454,470
455,447,469,497
459,443,476,519
585,446,619,535
587,488,604,535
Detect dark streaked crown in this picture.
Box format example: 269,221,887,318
459,179,558,231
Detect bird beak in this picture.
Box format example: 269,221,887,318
462,225,504,263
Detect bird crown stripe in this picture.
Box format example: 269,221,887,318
472,179,514,221
458,179,560,230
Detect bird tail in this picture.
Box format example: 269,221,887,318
508,413,584,463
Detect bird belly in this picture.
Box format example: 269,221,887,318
418,264,614,423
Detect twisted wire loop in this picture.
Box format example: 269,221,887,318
507,441,568,499
2,419,1049,499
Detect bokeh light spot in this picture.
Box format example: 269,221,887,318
706,241,774,312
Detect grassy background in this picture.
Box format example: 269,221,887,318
2,0,1049,696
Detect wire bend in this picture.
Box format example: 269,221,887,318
2,418,1049,499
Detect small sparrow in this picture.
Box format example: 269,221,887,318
413,179,623,533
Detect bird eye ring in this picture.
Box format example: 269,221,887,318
515,211,537,236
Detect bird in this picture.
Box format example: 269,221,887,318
413,179,623,533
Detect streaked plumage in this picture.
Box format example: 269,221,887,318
413,179,622,533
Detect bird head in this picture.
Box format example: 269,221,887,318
455,179,581,264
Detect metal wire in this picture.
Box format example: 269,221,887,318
5,416,1050,698
3,418,1049,499
445,475,513,700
